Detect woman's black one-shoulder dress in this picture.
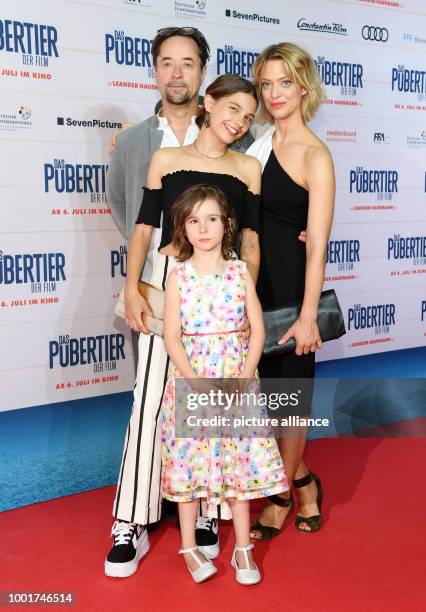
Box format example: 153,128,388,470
257,150,315,379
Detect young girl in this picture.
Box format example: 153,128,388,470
161,184,288,585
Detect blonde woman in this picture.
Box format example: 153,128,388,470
247,43,335,539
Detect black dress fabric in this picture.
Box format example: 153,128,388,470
136,170,260,249
257,149,315,380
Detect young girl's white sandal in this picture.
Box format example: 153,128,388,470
179,547,217,583
231,543,261,585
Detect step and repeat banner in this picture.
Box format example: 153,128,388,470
1,0,425,411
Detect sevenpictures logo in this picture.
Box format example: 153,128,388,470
57,116,122,129
225,9,280,25
362,25,389,42
0,105,32,131
297,18,348,36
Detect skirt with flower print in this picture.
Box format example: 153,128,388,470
160,259,288,505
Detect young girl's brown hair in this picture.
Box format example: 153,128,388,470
171,184,237,262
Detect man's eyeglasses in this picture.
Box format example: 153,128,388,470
156,27,202,36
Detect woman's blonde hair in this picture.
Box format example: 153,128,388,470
252,42,325,123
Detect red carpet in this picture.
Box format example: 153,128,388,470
1,438,425,612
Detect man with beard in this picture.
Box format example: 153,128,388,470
105,27,254,578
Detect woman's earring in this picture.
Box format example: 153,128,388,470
204,111,211,128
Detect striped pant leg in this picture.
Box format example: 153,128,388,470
112,254,173,526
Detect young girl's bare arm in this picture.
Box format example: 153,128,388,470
163,270,198,378
240,272,265,379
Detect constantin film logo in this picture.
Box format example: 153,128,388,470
362,25,389,42
297,18,348,36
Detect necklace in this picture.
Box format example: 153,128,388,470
193,141,228,160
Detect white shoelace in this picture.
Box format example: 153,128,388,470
196,517,214,531
111,520,137,545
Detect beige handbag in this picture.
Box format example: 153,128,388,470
114,281,164,336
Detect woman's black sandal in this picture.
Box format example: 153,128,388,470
250,493,294,541
293,471,323,533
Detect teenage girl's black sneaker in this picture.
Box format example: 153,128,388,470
104,520,150,578
195,517,219,560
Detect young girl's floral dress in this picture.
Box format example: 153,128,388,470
161,258,288,506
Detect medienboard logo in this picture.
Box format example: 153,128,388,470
57,116,123,129
225,9,280,25
297,18,348,36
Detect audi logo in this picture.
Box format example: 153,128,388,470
362,26,389,42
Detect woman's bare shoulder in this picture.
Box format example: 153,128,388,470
231,150,262,180
303,131,333,168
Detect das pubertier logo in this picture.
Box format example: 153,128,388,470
49,333,126,372
216,44,259,78
44,158,109,209
315,56,363,106
0,19,59,80
392,65,426,103
111,246,127,278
